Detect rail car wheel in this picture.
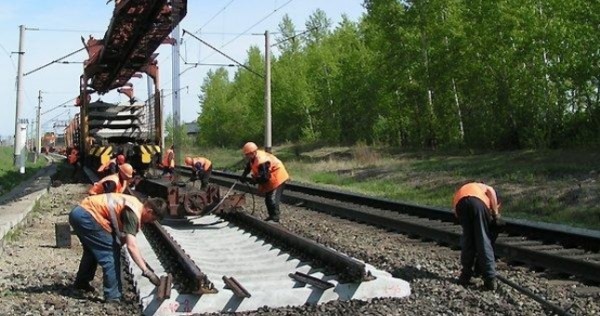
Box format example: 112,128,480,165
183,192,209,215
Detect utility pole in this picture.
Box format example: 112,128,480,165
160,88,166,151
171,24,182,167
13,25,26,166
36,90,42,156
264,30,272,153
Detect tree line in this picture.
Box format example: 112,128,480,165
194,0,600,150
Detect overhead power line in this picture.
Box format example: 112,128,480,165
24,47,86,77
193,0,237,35
0,42,17,71
34,28,103,33
271,27,318,47
41,97,77,116
200,0,295,63
182,29,264,79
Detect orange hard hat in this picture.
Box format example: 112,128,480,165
184,156,193,166
119,163,134,179
117,154,125,164
242,142,258,155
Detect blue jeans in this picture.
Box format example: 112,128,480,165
69,206,122,300
456,197,496,279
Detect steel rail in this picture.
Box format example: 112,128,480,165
205,173,600,283
210,170,600,252
226,211,368,282
81,166,217,294
141,170,370,283
145,221,216,294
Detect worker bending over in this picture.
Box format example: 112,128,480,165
453,182,501,291
184,156,213,190
89,163,134,195
69,193,167,302
98,154,126,177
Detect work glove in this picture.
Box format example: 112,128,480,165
492,215,506,227
142,269,161,286
248,178,258,185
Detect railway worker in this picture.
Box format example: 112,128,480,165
68,193,168,302
161,145,175,178
67,147,79,166
89,163,134,195
238,142,289,223
452,182,501,291
184,156,213,190
98,154,126,176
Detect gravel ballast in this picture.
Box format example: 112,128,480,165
0,180,598,315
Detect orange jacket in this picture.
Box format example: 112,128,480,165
79,193,143,235
453,182,492,215
98,158,117,173
249,150,289,193
88,174,127,195
191,157,212,171
162,149,175,168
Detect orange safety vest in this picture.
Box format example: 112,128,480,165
88,174,127,195
452,182,491,215
249,150,289,193
162,149,175,168
98,158,117,173
191,157,212,171
79,193,143,235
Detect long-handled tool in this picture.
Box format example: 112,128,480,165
496,274,574,316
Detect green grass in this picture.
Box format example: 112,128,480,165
0,146,47,196
1,225,24,243
185,144,600,230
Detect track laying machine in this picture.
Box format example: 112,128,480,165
67,0,187,175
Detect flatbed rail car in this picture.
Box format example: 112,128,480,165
78,100,161,174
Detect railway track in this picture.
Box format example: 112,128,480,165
72,164,600,315
83,168,410,314
205,169,600,286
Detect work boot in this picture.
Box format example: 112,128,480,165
105,298,121,304
264,216,279,223
483,278,497,291
457,274,473,286
73,281,96,293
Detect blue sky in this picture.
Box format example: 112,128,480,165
0,1,365,139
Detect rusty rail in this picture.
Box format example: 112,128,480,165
222,276,251,298
289,272,335,290
227,211,368,282
157,274,173,301
147,221,217,294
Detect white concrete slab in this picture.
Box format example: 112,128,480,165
132,215,410,315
